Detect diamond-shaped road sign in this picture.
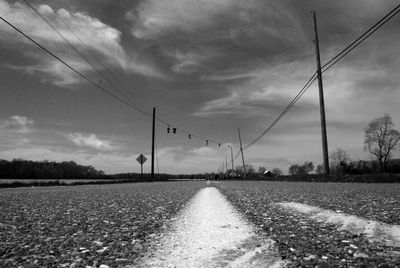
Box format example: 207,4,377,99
136,154,147,165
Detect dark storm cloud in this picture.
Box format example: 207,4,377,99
128,0,308,75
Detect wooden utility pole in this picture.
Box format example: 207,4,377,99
230,145,234,172
238,128,247,179
222,162,225,180
312,11,330,175
151,107,156,178
225,156,228,179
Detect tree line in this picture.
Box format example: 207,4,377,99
0,159,106,180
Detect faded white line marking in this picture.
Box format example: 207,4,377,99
277,202,400,247
136,187,286,267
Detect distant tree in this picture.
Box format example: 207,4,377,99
355,160,370,174
235,164,255,177
364,114,400,172
258,166,267,174
303,161,314,174
272,168,282,175
246,164,255,175
288,164,299,175
315,164,324,175
235,166,244,177
330,148,350,175
288,162,314,175
387,159,400,173
0,159,106,179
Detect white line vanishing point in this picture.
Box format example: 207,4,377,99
137,187,286,267
277,202,400,248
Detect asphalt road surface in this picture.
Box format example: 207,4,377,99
1,181,399,267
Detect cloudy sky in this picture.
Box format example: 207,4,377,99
1,0,400,174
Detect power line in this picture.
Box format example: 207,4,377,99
39,0,138,106
24,0,226,146
232,74,318,161
243,73,317,150
23,0,139,106
240,3,400,153
321,3,400,72
0,15,225,146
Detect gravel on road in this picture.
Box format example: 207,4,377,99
1,180,400,267
216,181,400,267
0,182,204,267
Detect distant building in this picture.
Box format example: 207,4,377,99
263,170,273,177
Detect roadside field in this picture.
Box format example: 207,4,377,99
1,181,399,267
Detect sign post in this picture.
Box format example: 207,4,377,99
136,154,147,178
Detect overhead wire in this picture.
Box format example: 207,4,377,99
23,0,139,106
39,0,138,106
243,73,317,150
28,0,225,146
0,14,224,146
238,3,400,156
321,3,400,72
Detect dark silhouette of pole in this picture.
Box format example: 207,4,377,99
221,165,224,180
225,156,228,179
151,107,155,178
312,11,330,175
230,145,234,172
238,128,247,179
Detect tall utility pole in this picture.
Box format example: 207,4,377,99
151,107,156,178
230,145,234,172
312,11,330,175
225,156,228,178
222,162,225,180
238,128,247,179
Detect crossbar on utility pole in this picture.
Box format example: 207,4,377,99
312,10,330,175
238,128,247,179
151,107,156,178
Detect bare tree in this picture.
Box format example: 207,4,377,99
364,114,400,172
272,168,282,175
330,148,350,175
235,164,255,177
288,162,314,175
246,164,255,175
258,166,267,174
315,164,324,174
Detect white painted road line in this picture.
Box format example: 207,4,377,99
277,202,400,247
137,187,286,267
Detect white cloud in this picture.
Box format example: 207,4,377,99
194,59,318,117
129,0,304,48
3,115,34,133
130,0,241,38
190,146,216,157
68,133,113,150
171,50,207,74
0,0,162,85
